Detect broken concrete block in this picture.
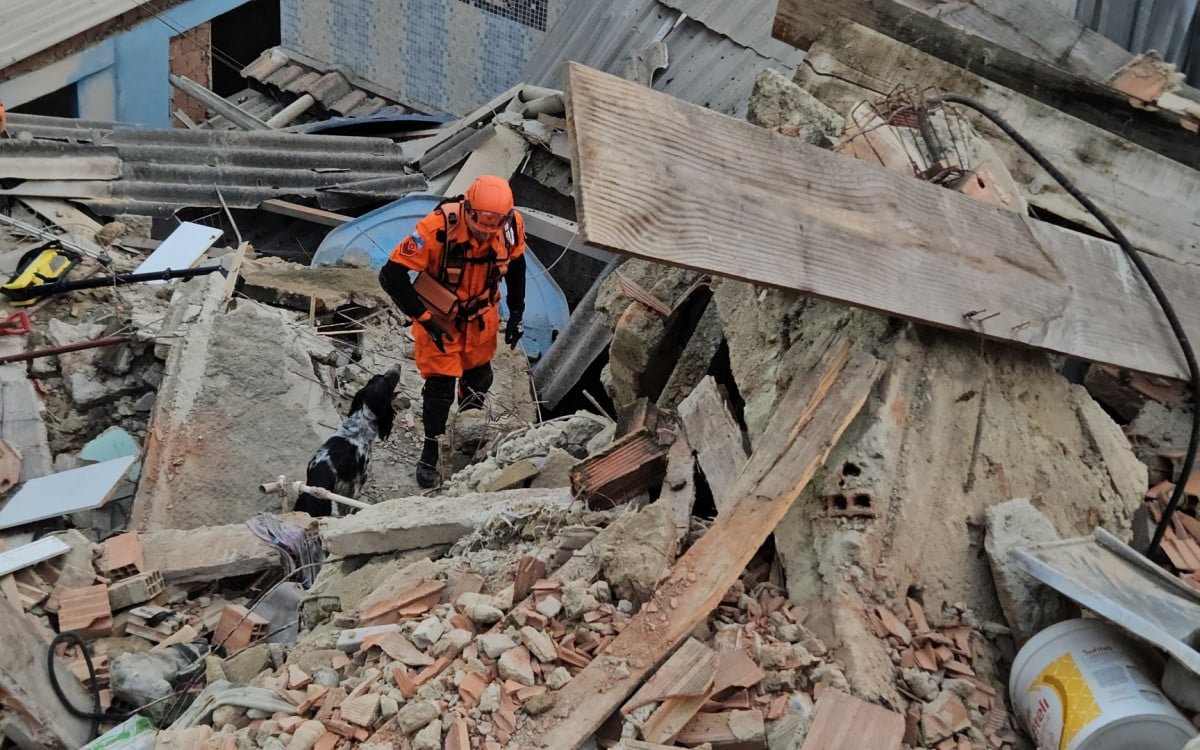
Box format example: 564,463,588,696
286,720,326,750
520,626,557,663
320,488,572,557
594,499,676,605
110,649,194,723
431,628,473,659
479,681,501,713
524,692,556,716
222,644,271,685
562,586,600,620
396,700,439,734
748,68,845,146
984,498,1073,643
412,718,442,749
546,666,572,690
498,646,536,686
458,592,504,625
411,617,445,650
476,632,518,659
140,523,281,585
535,595,563,619
530,448,577,489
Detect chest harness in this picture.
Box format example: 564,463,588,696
431,197,518,329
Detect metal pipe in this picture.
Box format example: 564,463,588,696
0,336,133,365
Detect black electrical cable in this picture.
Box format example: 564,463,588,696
48,632,110,740
939,94,1200,559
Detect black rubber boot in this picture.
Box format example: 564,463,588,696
418,376,454,488
458,363,494,411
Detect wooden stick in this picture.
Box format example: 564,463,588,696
258,477,370,510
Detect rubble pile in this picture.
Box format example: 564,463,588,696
3,1,1200,747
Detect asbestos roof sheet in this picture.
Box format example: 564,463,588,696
0,113,424,217
0,0,142,70
521,0,802,117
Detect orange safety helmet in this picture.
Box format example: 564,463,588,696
464,175,514,235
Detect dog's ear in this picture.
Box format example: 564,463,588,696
349,388,367,418
376,401,394,441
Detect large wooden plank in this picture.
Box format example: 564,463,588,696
258,199,350,227
795,19,1200,266
677,376,748,514
771,0,1200,171
904,0,1132,82
515,331,885,748
564,63,1198,381
799,688,905,750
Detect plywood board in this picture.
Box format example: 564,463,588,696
564,63,1198,381
132,222,223,283
0,455,136,530
677,376,748,513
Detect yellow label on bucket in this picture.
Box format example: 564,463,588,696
1033,653,1102,750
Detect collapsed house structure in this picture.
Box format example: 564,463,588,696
0,1,1199,750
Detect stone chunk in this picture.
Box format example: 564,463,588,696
519,626,558,663
396,700,439,734
411,617,445,650
458,592,504,624
431,628,474,659
476,632,518,659
498,647,536,686
984,498,1071,642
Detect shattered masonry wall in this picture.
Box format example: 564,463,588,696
718,286,1147,703
280,0,569,115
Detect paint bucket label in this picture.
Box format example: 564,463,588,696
1023,645,1169,750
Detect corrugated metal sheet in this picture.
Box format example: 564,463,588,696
1075,0,1200,83
521,0,801,118
655,0,805,62
0,113,424,217
0,0,142,70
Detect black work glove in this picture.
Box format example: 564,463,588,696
505,311,523,349
418,315,450,353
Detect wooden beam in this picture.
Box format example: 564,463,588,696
258,199,350,227
677,377,748,514
795,19,1200,266
514,331,885,748
564,63,1198,381
771,0,1200,171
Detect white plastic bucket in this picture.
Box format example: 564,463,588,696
1010,618,1196,750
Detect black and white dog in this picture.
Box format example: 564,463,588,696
295,366,401,517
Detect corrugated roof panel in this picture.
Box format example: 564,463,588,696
0,113,425,216
521,0,800,117
0,0,142,70
655,0,805,63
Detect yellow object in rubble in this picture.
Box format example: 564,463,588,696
1,245,78,306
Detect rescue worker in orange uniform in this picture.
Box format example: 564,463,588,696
379,175,526,488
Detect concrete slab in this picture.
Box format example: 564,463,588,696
132,275,342,530
320,488,572,557
141,523,281,584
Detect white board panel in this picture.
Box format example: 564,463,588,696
132,222,223,284
0,455,136,530
0,536,70,576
